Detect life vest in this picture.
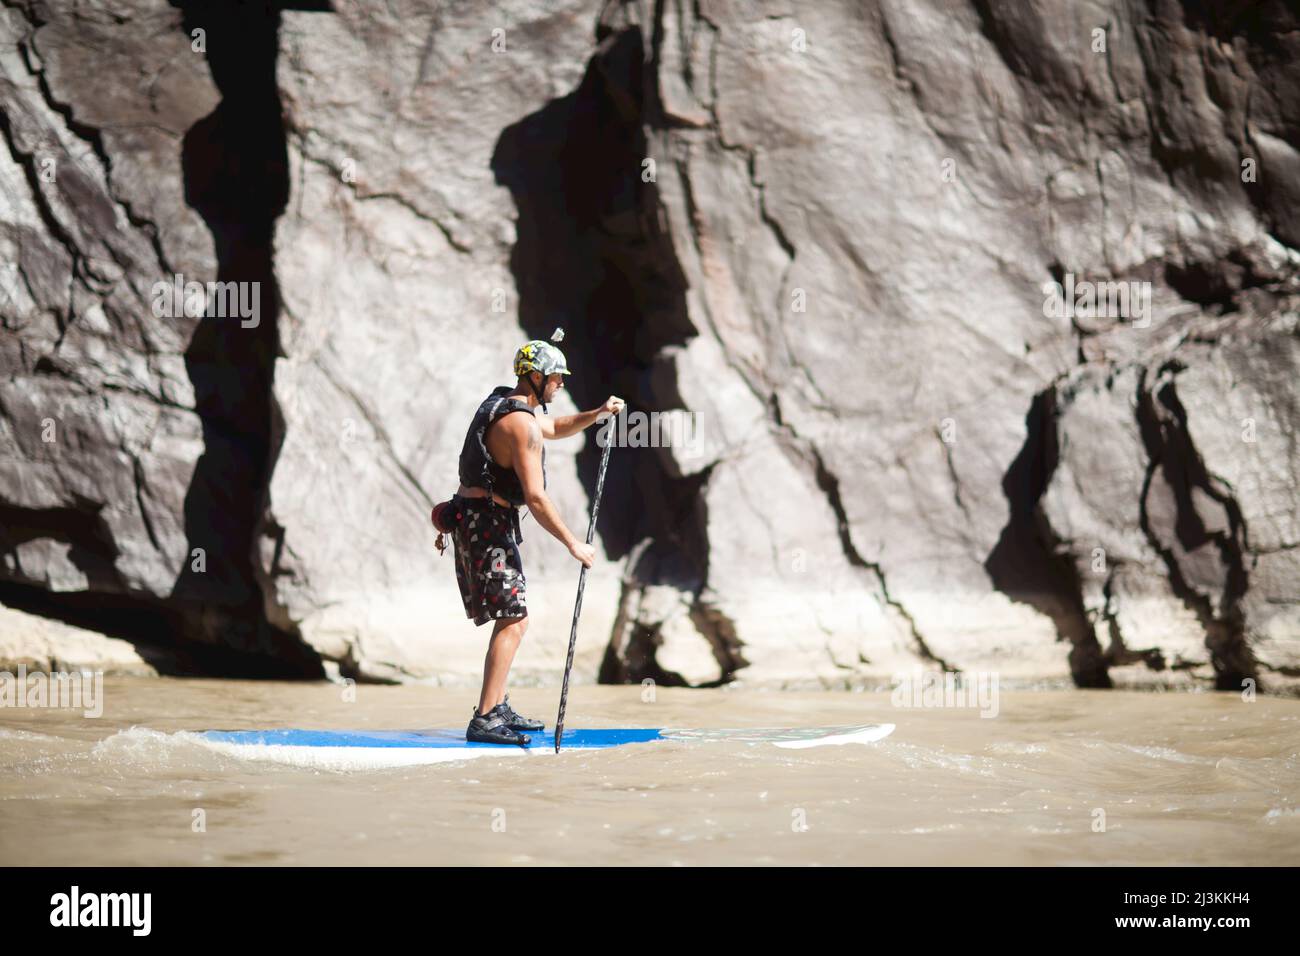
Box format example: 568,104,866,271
456,385,546,507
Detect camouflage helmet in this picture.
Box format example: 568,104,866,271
513,330,571,378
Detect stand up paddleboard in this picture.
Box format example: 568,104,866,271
197,724,894,767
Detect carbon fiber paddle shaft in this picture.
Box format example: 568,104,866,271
555,415,616,751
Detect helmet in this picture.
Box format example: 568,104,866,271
513,339,571,378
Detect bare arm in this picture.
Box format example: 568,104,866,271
503,414,579,550
537,409,599,440
536,395,626,440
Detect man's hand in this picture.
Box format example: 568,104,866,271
598,395,625,419
568,541,595,568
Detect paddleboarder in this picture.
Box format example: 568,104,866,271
446,332,623,745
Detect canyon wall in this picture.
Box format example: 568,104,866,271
1,0,1296,692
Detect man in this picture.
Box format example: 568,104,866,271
450,335,624,745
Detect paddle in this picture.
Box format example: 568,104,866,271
554,410,617,752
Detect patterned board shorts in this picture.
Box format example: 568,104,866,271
450,496,528,626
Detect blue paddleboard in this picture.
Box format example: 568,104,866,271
201,727,664,750
195,724,894,767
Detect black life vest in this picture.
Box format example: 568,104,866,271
456,386,546,507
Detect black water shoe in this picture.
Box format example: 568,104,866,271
497,694,544,732
466,706,531,746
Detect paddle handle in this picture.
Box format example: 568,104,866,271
555,415,616,752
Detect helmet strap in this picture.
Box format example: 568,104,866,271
528,371,548,413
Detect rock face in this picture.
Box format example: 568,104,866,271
1,0,1297,693
0,603,157,675
0,0,318,676
262,0,626,683
0,0,212,605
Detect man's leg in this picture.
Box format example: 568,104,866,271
477,614,528,716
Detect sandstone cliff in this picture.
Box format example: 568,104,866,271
1,0,1296,693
